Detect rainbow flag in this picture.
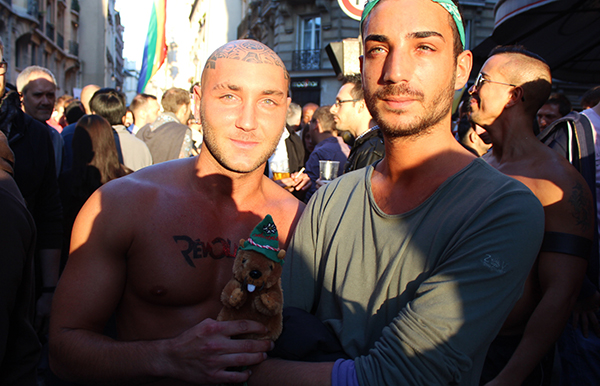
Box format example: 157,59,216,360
137,0,167,93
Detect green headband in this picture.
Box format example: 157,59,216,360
360,0,466,49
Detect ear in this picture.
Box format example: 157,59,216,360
357,99,367,113
454,50,473,91
506,86,524,108
193,84,202,120
239,239,246,248
468,131,478,144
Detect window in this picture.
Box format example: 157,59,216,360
294,16,321,71
300,16,321,51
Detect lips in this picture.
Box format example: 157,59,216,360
230,138,259,149
380,97,417,110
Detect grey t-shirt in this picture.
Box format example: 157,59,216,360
283,158,544,386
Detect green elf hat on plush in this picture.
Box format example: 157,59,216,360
240,214,284,265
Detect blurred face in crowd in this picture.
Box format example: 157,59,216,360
536,103,561,130
361,0,471,140
302,104,317,125
330,83,361,135
21,72,56,122
197,40,290,174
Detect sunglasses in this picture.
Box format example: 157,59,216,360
473,73,516,91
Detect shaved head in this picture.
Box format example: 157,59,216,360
490,48,552,117
201,40,289,89
81,84,101,114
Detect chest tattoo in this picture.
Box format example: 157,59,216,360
173,235,238,267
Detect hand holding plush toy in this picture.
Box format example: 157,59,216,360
217,215,285,341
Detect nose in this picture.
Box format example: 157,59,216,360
236,102,258,131
249,270,262,279
468,84,476,95
330,104,338,114
382,47,414,84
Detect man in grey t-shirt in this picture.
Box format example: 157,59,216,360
250,1,545,385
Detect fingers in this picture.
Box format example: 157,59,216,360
200,318,265,337
292,174,311,191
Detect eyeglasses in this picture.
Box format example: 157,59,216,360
0,60,7,75
473,73,516,91
333,98,360,108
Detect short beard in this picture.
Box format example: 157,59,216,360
200,104,278,174
365,76,456,141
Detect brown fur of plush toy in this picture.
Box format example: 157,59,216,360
217,239,285,341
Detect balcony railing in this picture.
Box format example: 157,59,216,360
57,33,64,49
292,49,321,71
69,40,79,56
46,23,55,40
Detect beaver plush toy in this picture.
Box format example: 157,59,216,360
217,215,285,341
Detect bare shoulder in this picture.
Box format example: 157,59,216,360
260,177,305,249
72,158,197,248
524,147,593,238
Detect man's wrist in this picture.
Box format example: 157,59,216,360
148,338,173,379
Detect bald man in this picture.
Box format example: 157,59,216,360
49,40,304,385
469,46,592,386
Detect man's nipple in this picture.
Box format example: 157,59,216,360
150,285,168,297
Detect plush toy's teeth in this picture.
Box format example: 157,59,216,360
247,284,256,292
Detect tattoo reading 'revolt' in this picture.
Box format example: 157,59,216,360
173,236,238,268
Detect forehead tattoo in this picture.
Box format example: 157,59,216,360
205,41,290,81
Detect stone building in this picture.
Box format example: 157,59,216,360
0,0,124,96
189,0,244,88
78,0,124,90
237,0,499,107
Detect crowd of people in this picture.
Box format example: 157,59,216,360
1,0,600,385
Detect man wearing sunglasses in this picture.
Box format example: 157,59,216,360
469,45,592,386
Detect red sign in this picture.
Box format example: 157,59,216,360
338,0,364,21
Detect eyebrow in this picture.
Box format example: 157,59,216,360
212,83,285,97
213,83,240,92
365,30,446,44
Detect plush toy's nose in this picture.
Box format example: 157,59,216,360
249,270,262,279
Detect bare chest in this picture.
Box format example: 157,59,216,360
123,203,255,309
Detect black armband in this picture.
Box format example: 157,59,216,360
540,231,592,260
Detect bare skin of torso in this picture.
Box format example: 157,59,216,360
50,156,303,385
484,142,592,335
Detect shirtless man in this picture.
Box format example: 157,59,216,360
49,40,303,385
468,46,592,386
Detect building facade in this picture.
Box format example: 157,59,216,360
237,0,499,107
0,0,124,97
1,0,81,95
189,0,244,88
78,0,124,91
